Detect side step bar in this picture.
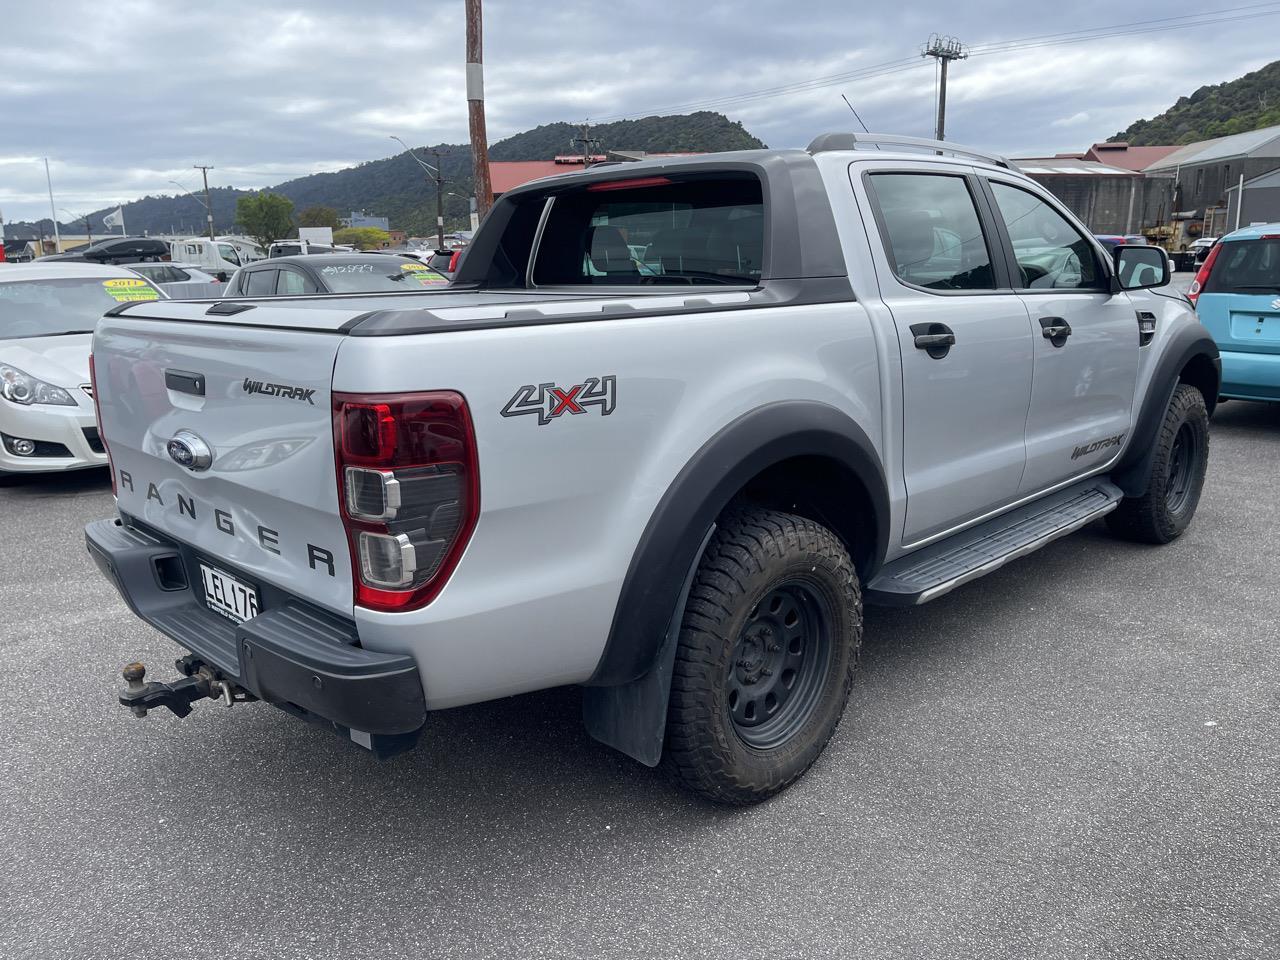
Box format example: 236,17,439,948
867,478,1123,606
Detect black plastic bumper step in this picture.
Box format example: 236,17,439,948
866,478,1123,606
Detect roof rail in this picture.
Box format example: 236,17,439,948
806,132,1017,170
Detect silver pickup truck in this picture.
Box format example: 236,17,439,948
85,133,1220,804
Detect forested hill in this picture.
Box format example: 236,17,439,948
1111,59,1280,145
489,112,765,159
5,112,765,241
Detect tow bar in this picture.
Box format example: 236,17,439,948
119,655,254,718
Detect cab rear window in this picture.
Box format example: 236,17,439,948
1203,238,1280,295
530,175,764,286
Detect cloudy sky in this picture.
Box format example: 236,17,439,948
1,0,1275,223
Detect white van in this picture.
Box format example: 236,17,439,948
168,238,249,280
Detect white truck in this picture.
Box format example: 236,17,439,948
85,134,1220,804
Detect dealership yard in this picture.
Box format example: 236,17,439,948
0,398,1276,959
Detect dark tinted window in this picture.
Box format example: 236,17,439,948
869,173,994,291
244,269,277,296
531,175,764,286
990,182,1102,290
1203,238,1280,294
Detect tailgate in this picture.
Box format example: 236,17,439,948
1224,295,1280,353
93,313,351,615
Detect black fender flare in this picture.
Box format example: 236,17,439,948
1112,326,1221,498
590,400,889,688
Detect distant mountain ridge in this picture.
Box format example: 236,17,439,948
1111,59,1280,146
5,112,764,241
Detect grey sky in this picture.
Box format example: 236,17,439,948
0,0,1274,223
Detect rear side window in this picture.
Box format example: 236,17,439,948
989,182,1101,290
868,173,994,291
276,268,314,295
1203,239,1280,294
531,175,764,286
244,269,276,296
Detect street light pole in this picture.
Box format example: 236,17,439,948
43,158,61,254
194,165,215,239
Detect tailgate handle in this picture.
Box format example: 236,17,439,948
165,369,206,396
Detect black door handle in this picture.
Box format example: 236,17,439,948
1039,316,1072,347
910,322,956,359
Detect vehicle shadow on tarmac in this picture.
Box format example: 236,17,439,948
0,466,111,494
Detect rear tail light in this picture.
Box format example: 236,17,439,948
88,355,116,496
448,250,461,272
1188,242,1221,306
333,391,479,611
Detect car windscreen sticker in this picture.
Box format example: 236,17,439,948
400,262,448,285
102,278,161,302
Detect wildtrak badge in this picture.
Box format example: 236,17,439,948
242,378,316,405
1071,433,1125,460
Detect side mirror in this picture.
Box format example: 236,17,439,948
1114,244,1170,290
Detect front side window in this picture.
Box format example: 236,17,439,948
868,173,995,291
989,182,1102,290
531,175,764,286
218,244,241,265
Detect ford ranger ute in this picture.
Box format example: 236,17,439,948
85,133,1220,805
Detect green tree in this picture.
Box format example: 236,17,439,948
298,204,340,229
333,226,390,250
235,193,295,248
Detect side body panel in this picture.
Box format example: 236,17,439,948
337,300,882,709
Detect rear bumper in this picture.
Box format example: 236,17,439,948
1220,349,1280,401
85,515,426,748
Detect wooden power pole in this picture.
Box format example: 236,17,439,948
466,0,493,219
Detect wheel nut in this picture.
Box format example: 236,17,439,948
761,667,773,677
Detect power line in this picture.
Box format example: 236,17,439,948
588,5,1280,124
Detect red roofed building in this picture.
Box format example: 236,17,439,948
490,151,704,196
1082,142,1180,173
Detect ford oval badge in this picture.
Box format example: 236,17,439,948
166,430,213,471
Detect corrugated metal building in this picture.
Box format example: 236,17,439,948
1145,124,1280,237
1011,157,1175,234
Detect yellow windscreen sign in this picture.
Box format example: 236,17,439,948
102,278,160,302
400,263,448,285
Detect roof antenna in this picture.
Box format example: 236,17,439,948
841,94,870,133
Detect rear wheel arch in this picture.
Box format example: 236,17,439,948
590,401,888,687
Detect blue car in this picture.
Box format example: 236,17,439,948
1189,223,1280,402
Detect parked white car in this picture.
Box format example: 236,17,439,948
168,238,247,280
127,261,223,299
0,263,163,474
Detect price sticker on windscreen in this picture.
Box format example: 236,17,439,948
401,263,448,285
102,278,161,302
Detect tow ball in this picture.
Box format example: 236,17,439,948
119,655,253,719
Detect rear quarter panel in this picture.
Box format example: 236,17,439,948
338,302,882,708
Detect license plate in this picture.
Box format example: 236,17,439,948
198,563,260,623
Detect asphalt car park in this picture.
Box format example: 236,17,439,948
0,393,1276,959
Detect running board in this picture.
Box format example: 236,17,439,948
866,479,1123,606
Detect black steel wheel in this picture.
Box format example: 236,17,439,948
663,506,861,805
727,582,834,750
1107,383,1210,544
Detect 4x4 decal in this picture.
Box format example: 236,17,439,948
501,376,616,425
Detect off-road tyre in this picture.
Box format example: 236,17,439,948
663,506,861,805
1107,383,1209,544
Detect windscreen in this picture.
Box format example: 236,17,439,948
1203,238,1280,294
531,175,764,286
0,276,162,339
317,260,448,292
